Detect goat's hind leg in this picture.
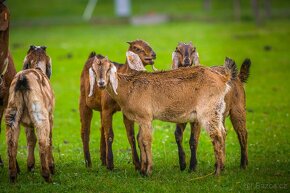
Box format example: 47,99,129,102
123,115,140,171
48,118,55,174
36,124,52,182
230,108,248,169
205,122,225,176
6,124,21,183
175,123,187,171
25,127,36,172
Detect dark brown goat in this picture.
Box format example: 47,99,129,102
0,1,16,167
172,42,250,172
79,40,156,170
6,46,54,182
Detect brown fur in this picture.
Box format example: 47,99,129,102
172,42,250,172
79,40,156,170
92,57,237,176
5,46,54,183
0,1,16,167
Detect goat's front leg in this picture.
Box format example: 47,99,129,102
189,121,201,172
175,123,187,171
80,103,93,168
0,106,4,168
123,115,140,171
25,127,36,172
6,124,20,183
138,123,153,176
101,110,114,170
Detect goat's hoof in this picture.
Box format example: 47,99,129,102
180,163,186,171
134,164,141,171
16,161,21,174
9,175,17,183
188,166,197,173
43,174,52,183
85,159,92,168
240,159,248,169
27,164,35,172
49,164,55,175
106,165,114,171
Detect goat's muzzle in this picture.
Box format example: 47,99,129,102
97,79,106,89
183,58,191,67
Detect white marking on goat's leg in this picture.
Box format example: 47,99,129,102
32,102,46,125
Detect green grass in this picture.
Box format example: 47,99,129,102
0,19,289,192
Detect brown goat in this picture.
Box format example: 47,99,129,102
0,1,17,167
91,54,237,176
79,40,156,170
172,42,250,172
5,46,54,183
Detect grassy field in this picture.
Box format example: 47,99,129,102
0,13,289,193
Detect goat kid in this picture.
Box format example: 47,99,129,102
172,42,250,172
0,0,17,167
91,53,237,176
79,40,156,170
5,45,54,183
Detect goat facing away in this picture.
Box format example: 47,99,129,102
79,40,157,170
90,53,237,176
172,42,251,172
0,0,17,167
5,45,54,183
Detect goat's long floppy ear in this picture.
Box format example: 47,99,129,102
23,56,30,70
126,51,146,71
109,64,118,95
46,57,52,79
193,48,200,66
88,67,96,97
172,51,179,69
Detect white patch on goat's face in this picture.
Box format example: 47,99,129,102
32,102,45,124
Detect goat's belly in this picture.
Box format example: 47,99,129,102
155,110,197,123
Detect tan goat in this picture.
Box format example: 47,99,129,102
79,40,156,170
89,53,237,176
172,42,250,172
5,45,54,183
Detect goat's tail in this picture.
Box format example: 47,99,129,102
239,58,251,83
15,73,30,92
224,57,238,81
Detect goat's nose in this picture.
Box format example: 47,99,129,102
184,58,190,66
98,80,105,87
152,52,156,59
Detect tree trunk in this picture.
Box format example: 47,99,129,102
251,0,261,25
233,0,241,21
264,0,271,19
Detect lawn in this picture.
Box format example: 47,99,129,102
0,16,289,193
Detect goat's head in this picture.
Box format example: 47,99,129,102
23,45,52,79
172,42,200,69
127,39,158,71
89,56,118,96
0,1,9,31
